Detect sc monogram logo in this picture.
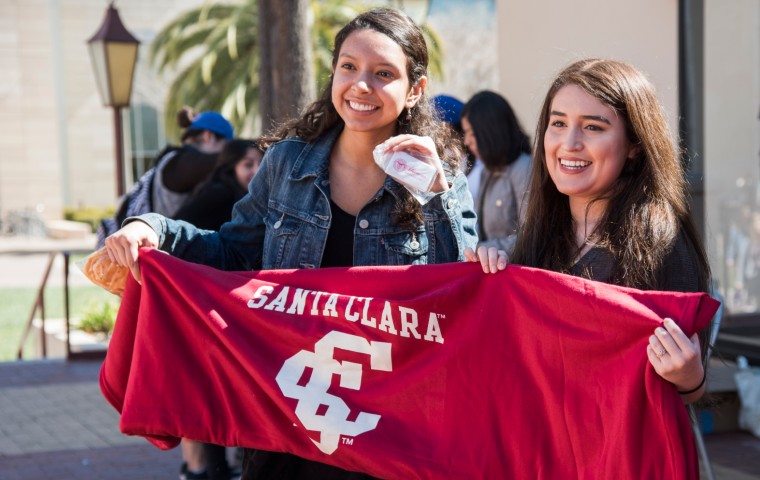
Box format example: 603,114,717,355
275,331,393,454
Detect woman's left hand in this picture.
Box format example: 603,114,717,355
382,134,448,192
647,318,705,401
464,245,508,273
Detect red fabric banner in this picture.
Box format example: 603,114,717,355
100,249,718,479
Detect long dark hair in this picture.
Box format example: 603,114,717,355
512,59,710,293
461,90,531,170
260,8,464,228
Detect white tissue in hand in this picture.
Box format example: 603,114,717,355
373,147,437,192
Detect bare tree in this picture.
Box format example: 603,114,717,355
258,0,316,132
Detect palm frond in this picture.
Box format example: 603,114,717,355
149,4,239,70
421,23,444,81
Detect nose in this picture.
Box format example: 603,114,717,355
562,127,583,151
353,72,372,93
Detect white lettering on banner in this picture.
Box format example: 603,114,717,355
247,285,274,308
276,331,393,454
247,286,444,344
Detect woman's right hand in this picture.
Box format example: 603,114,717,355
104,221,159,283
464,245,509,273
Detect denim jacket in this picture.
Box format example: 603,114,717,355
134,127,478,271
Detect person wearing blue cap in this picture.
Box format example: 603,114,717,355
95,107,235,248
432,94,483,199
152,107,235,218
155,107,238,480
432,94,464,132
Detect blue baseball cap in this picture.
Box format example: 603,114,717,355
189,111,234,140
433,95,464,128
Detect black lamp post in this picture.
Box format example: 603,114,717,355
87,1,140,197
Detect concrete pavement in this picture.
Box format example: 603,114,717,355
0,359,182,479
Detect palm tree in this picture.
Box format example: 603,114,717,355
150,2,258,141
150,0,444,140
257,0,315,133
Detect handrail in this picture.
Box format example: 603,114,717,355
16,252,57,359
2,242,96,360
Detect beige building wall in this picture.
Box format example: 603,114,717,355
495,0,678,140
704,0,760,243
0,0,64,220
703,0,760,308
0,0,202,222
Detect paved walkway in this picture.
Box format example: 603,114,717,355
1,359,760,480
0,359,182,479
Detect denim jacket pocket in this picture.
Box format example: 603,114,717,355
263,208,302,268
382,230,429,265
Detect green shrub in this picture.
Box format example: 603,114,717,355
78,301,118,336
64,206,115,232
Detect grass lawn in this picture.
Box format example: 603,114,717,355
0,286,119,361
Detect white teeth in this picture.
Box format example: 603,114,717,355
560,158,591,168
348,101,377,112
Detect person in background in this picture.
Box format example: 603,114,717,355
510,58,711,404
461,90,532,254
172,144,261,480
155,108,235,480
431,94,464,137
105,8,504,479
175,139,264,231
95,108,234,248
432,94,480,198
153,108,234,217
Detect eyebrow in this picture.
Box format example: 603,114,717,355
550,111,612,125
338,53,399,70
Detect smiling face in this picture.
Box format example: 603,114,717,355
331,29,424,140
544,84,637,211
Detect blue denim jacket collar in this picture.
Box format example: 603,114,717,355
287,126,337,182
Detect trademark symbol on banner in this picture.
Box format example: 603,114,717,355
341,437,354,446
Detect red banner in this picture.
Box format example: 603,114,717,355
101,249,718,479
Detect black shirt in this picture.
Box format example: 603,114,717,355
320,200,356,268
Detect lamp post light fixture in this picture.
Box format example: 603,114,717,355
87,1,139,197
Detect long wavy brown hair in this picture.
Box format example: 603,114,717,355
260,8,464,229
512,58,710,292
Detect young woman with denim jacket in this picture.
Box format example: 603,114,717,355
105,8,505,479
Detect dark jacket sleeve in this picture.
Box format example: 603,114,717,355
161,146,219,193
173,183,236,231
